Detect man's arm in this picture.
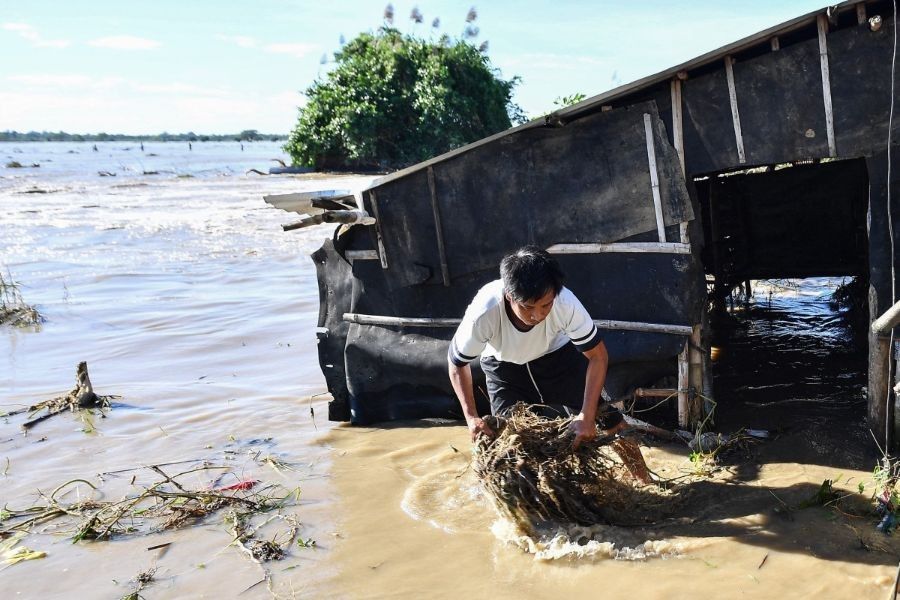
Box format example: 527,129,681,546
448,361,494,441
570,340,609,448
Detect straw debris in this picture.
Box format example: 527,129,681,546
473,405,676,533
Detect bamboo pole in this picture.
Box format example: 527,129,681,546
342,313,694,335
643,113,667,242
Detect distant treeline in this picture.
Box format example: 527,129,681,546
0,130,287,143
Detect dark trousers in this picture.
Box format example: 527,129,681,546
480,342,623,428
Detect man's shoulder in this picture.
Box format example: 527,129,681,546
464,280,503,319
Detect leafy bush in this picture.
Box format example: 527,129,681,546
285,25,523,171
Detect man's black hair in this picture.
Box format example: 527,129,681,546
500,245,565,303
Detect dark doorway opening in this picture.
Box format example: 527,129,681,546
694,158,871,466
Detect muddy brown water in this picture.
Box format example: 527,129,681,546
2,147,899,598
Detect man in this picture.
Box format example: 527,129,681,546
448,246,651,481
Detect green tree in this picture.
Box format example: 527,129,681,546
285,23,522,170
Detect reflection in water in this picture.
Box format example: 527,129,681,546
713,279,868,437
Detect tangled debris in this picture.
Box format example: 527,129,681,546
3,362,116,429
473,405,676,534
0,464,299,545
119,567,158,600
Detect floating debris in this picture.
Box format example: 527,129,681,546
0,532,46,569
3,362,116,430
119,567,157,600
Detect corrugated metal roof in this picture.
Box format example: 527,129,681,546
369,0,866,189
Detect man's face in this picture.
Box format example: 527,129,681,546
506,288,556,327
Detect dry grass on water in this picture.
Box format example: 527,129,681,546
473,405,678,534
0,269,41,327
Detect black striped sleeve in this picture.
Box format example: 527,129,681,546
448,339,479,367
571,325,602,352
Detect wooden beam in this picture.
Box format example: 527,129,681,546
670,79,686,176
770,36,780,51
547,242,691,254
817,14,838,158
643,113,667,242
724,56,747,164
857,3,867,24
343,312,693,335
367,191,389,269
427,166,451,287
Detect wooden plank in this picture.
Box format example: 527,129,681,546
817,14,838,158
856,3,866,24
344,250,379,261
367,191,389,269
547,242,691,254
643,113,667,242
679,221,691,245
770,36,780,51
343,312,694,335
724,56,747,164
670,79,686,175
678,340,690,428
427,166,451,287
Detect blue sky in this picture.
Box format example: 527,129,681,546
0,0,830,134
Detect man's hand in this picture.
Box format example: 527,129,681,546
467,416,495,441
569,413,598,449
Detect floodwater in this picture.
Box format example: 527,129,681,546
2,142,898,599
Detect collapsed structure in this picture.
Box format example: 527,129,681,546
268,0,900,448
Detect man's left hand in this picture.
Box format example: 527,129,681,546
569,413,598,449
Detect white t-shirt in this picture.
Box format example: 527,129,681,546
449,280,601,365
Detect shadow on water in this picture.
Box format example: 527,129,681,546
711,278,874,471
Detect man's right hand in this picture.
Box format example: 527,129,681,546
467,416,495,441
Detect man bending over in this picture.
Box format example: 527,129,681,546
447,246,651,483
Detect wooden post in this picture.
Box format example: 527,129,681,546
817,14,838,158
643,113,667,242
857,3,867,25
426,167,451,287
367,191,389,269
678,339,690,428
670,79,686,176
724,56,747,164
689,325,704,424
870,285,890,447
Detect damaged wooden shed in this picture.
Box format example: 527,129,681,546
268,0,900,447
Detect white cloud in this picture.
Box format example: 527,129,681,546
2,22,69,48
263,42,318,59
9,74,94,86
88,35,160,50
217,34,257,48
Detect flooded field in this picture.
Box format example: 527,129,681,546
2,142,898,598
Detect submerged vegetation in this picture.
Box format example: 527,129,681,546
0,270,41,327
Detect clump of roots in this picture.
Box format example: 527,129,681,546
473,405,676,533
